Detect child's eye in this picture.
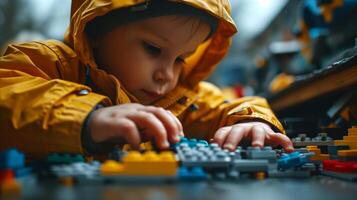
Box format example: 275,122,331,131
175,57,186,65
142,41,161,56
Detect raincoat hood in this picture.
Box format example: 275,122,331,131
64,0,237,88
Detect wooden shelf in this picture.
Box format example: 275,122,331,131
268,54,357,112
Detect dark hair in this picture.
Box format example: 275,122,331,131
85,0,218,39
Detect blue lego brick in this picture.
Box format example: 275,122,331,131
174,137,208,148
14,167,32,178
47,153,85,164
178,167,207,181
277,152,313,170
0,148,25,169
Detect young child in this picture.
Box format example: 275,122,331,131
0,0,293,158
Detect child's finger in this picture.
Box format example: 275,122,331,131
141,106,181,143
127,111,169,149
212,126,232,146
268,133,294,152
167,110,184,136
222,126,245,151
115,118,141,150
251,125,266,148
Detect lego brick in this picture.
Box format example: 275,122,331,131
174,137,209,148
246,146,277,162
277,152,313,170
47,153,85,164
13,167,32,178
306,146,330,161
323,160,357,173
292,133,334,147
0,169,14,183
176,143,232,168
337,149,357,157
334,141,357,149
321,170,357,182
0,179,21,197
270,163,315,178
58,176,74,186
0,148,25,169
231,159,269,172
101,151,177,176
122,141,154,151
51,161,100,178
327,145,350,158
254,172,266,180
178,167,207,181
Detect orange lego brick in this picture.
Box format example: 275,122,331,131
0,179,21,196
255,172,266,180
58,176,74,186
337,150,357,157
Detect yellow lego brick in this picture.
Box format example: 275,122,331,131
343,136,357,141
319,154,330,160
306,146,320,153
334,141,357,149
306,146,330,160
347,128,357,136
100,160,124,175
121,151,177,176
337,150,357,157
122,141,154,151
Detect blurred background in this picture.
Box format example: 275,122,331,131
1,0,357,98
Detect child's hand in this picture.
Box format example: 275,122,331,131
211,121,294,152
89,103,183,150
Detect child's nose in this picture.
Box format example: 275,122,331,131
153,67,174,85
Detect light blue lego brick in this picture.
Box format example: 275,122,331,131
174,137,208,148
277,152,313,170
0,148,25,169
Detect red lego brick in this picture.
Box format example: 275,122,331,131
323,160,357,173
0,169,14,183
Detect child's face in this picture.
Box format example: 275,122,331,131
93,15,211,104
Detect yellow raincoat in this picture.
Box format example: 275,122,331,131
0,0,284,158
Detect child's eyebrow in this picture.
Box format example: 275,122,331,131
140,24,170,44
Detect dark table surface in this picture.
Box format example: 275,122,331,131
15,175,357,200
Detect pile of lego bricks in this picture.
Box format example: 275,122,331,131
1,127,356,195
44,140,317,184
291,126,357,181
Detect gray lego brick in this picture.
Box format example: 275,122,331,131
321,171,357,182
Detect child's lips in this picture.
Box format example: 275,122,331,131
142,90,163,99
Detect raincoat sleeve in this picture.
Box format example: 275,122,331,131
0,41,110,158
181,82,285,140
